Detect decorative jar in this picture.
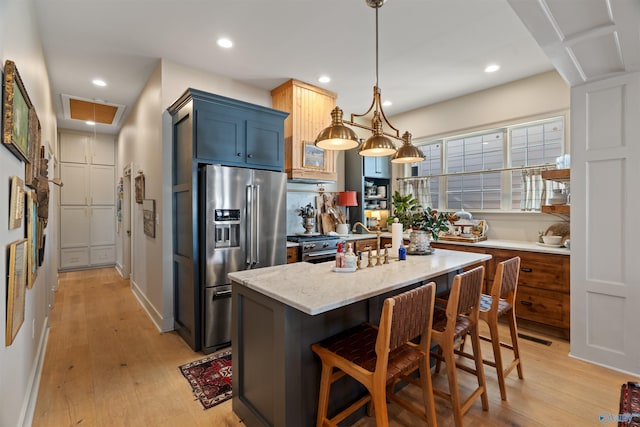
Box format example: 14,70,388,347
549,189,567,205
408,230,431,252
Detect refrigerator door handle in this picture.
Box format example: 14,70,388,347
254,184,260,265
246,184,253,266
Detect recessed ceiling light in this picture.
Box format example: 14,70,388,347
86,121,96,126
92,79,107,87
382,100,392,107
484,64,500,73
217,38,233,48
318,76,331,83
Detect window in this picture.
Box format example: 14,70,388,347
410,143,441,208
446,131,504,210
510,118,564,209
410,116,565,212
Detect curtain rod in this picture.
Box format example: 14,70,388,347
397,163,557,180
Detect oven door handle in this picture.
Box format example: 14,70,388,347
304,251,337,259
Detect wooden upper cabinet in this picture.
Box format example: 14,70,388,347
271,79,338,182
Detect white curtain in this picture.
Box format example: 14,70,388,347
400,177,432,209
520,168,547,211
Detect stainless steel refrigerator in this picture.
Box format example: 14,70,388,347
201,164,287,353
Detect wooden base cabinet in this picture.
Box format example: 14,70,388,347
286,246,299,264
430,242,570,337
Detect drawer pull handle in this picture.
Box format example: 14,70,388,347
521,267,533,273
520,300,533,306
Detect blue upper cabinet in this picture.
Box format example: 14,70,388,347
177,88,288,171
363,156,390,179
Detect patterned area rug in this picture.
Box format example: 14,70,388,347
179,350,232,409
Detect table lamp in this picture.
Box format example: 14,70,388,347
337,191,358,226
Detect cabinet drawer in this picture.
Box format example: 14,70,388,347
516,286,569,329
353,238,379,253
60,247,89,269
286,246,299,264
492,249,569,292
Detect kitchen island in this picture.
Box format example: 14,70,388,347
229,249,491,427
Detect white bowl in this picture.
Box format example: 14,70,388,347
542,235,562,245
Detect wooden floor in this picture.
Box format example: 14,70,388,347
33,268,637,427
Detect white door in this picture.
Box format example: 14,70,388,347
90,135,115,165
60,163,88,205
121,166,132,279
90,206,116,246
60,206,90,247
571,72,640,374
90,165,115,205
59,133,87,163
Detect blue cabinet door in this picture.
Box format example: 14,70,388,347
363,156,390,178
246,118,284,170
195,108,246,165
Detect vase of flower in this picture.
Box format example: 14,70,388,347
296,203,316,234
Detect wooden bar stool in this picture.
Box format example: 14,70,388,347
311,283,438,427
459,256,524,400
430,266,488,427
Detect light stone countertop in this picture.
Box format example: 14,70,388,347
229,249,491,315
287,234,570,255
430,238,570,255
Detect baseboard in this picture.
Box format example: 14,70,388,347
20,317,50,427
129,279,174,333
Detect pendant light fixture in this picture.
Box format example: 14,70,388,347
314,0,424,163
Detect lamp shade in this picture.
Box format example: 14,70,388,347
315,107,359,150
391,132,425,163
337,191,358,207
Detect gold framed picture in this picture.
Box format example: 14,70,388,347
2,60,32,163
135,173,145,204
9,176,24,230
303,142,325,169
6,239,27,346
26,190,38,288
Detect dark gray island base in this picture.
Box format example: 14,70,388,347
229,250,491,427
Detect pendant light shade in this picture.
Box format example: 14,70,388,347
391,132,425,163
359,112,396,156
315,107,359,150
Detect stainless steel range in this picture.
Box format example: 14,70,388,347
287,234,342,264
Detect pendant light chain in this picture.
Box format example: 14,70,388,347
375,5,379,89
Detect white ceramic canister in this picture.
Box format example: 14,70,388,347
377,186,386,197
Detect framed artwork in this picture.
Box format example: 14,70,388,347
6,239,27,346
143,199,156,238
135,173,145,204
9,176,24,229
2,60,33,163
303,142,325,169
25,109,41,188
26,190,38,289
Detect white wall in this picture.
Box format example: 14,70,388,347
0,0,59,425
390,71,571,243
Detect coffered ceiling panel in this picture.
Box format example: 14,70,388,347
545,0,614,38
508,0,640,86
569,32,625,79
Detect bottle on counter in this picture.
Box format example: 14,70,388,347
344,243,356,269
336,242,345,268
398,241,406,261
